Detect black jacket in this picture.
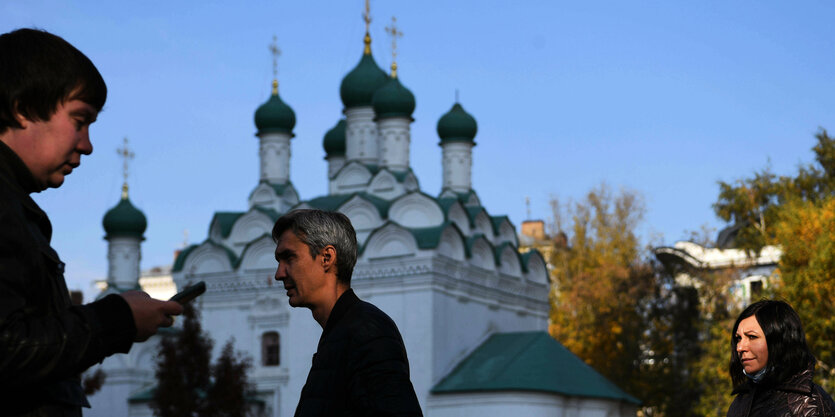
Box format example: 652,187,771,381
727,368,835,417
0,141,137,416
295,289,423,417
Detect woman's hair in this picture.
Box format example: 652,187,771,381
729,299,816,387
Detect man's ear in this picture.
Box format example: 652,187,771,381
321,245,337,272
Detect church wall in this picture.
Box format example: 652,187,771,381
428,391,637,417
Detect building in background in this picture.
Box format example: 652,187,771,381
86,11,639,417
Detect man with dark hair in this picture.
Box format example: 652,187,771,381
272,209,422,416
0,28,183,416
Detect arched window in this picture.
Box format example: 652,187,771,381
262,331,280,366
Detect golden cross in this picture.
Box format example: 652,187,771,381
269,36,281,79
385,16,403,77
116,137,134,199
362,0,373,54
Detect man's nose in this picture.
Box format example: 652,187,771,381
78,130,93,155
274,265,285,281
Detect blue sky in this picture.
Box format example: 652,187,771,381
4,1,834,297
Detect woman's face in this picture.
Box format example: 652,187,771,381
736,315,769,374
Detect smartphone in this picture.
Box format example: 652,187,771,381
169,281,206,304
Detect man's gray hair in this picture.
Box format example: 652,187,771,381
272,209,358,285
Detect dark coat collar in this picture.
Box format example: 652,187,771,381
321,288,359,340
0,139,39,195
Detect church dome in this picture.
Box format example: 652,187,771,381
340,53,388,109
437,102,477,143
372,76,415,119
103,197,147,238
323,119,347,157
255,82,296,135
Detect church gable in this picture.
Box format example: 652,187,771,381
389,192,444,228
496,242,522,278
209,212,244,242
522,250,549,284
331,161,373,193
368,169,405,200
468,207,494,241
227,209,275,254
467,235,496,271
362,222,418,260
492,216,518,247
437,223,466,261
178,241,237,276
239,234,277,272
339,194,386,245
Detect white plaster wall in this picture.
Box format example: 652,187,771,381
429,391,637,417
326,155,345,181
344,107,378,165
377,117,411,172
441,142,473,193
107,237,141,289
258,132,292,184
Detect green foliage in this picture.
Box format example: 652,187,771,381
548,184,671,414
152,304,256,417
712,128,835,394
713,129,835,253
773,197,835,392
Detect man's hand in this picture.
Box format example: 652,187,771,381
119,291,184,342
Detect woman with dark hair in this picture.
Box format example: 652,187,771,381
727,299,835,417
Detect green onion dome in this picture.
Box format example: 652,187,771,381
372,76,415,119
340,53,388,109
437,102,477,144
255,81,296,135
103,196,147,239
323,119,347,157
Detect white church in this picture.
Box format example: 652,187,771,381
84,16,639,417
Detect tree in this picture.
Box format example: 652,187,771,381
548,184,670,413
713,128,835,392
153,303,213,417
207,339,256,417
152,304,256,417
773,197,835,392
713,129,835,253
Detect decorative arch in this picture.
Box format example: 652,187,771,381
497,243,522,278
239,234,277,271
332,161,372,191
182,241,235,275
468,235,495,271
228,210,274,251
339,195,384,232
363,222,418,260
446,202,471,235
437,223,466,261
524,250,549,284
368,170,404,200
389,192,444,228
248,183,277,208
472,210,494,240
495,218,518,246
403,171,419,192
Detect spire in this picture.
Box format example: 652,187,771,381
269,35,281,95
116,137,134,200
385,16,403,78
363,0,372,55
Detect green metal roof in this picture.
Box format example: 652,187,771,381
437,102,477,144
171,240,238,273
432,331,641,405
210,212,244,238
340,52,388,108
254,87,296,135
253,206,280,222
103,197,147,239
466,206,489,230
323,119,347,156
303,192,391,218
129,385,265,405
172,244,198,272
372,75,416,119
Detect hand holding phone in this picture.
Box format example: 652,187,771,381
170,281,206,305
